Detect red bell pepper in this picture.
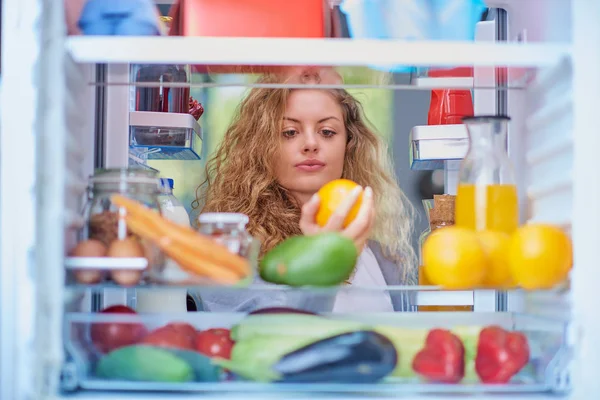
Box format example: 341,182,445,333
475,325,530,384
412,329,465,383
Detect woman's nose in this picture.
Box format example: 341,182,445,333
302,133,319,153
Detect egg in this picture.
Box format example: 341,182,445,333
74,270,104,284
107,237,145,258
71,239,107,257
70,239,107,284
110,270,143,286
107,238,146,286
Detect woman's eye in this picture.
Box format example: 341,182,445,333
321,129,336,138
282,129,298,138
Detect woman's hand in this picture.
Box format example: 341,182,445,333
299,186,375,251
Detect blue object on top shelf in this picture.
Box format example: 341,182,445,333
340,0,487,73
160,178,175,190
78,0,161,36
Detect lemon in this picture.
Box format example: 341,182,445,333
422,226,488,289
477,230,513,288
508,224,572,290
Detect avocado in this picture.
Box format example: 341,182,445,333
259,233,358,286
95,345,194,383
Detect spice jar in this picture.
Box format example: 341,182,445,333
198,213,260,265
79,168,165,285
418,195,456,282
418,195,472,312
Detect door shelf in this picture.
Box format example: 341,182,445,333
62,311,570,395
409,124,468,170
129,111,202,161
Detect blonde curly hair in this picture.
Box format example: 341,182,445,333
193,76,416,283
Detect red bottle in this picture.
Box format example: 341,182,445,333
428,67,474,126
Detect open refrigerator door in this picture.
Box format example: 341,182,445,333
2,0,599,400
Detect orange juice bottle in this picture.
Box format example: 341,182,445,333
456,116,518,234
455,183,518,233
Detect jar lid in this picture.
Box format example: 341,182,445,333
198,213,249,226
91,168,159,185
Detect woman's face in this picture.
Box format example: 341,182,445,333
274,90,347,204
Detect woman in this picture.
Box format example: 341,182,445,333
191,71,416,312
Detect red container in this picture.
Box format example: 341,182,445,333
427,67,474,126
168,0,332,75
174,0,330,38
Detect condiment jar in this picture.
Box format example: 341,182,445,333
198,213,260,267
80,168,165,285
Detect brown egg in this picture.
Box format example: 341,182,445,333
71,239,107,257
107,238,146,286
107,238,145,258
70,239,107,284
110,270,142,286
74,270,104,284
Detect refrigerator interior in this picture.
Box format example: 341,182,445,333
1,0,599,399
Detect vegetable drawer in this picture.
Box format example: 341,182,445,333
61,310,570,395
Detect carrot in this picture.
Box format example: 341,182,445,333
112,195,250,276
125,217,242,284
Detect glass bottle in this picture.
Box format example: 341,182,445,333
136,178,190,312
455,116,519,234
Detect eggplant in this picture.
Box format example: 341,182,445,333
272,330,397,384
249,307,317,315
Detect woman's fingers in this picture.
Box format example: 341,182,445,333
342,186,374,242
299,194,321,234
324,186,363,231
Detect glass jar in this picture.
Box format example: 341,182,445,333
418,195,472,312
418,196,455,286
198,213,260,267
130,64,191,114
81,168,165,285
455,115,519,233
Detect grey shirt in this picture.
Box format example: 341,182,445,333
190,240,416,313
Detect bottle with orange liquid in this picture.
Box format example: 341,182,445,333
455,116,518,234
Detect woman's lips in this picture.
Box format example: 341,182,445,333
296,164,326,172
295,160,326,172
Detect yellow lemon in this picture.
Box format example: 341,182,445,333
477,230,513,288
508,224,572,290
422,226,488,289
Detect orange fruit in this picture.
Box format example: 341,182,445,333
316,179,363,228
477,230,513,288
508,224,572,290
422,226,488,289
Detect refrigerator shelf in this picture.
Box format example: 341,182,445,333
64,283,570,311
62,312,570,395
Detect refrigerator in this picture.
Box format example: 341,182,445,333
1,0,597,399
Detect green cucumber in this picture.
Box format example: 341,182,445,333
96,345,194,383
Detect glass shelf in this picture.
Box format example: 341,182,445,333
64,283,569,314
